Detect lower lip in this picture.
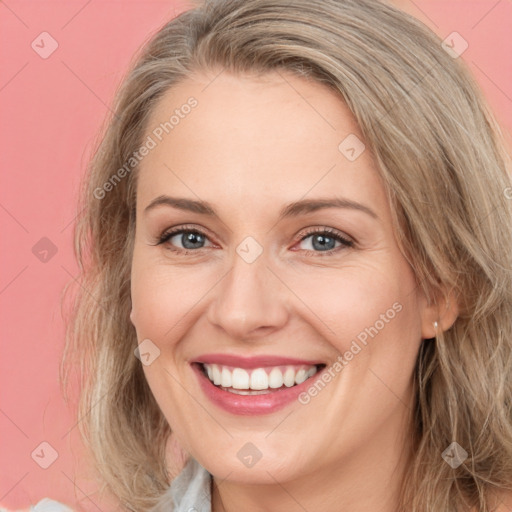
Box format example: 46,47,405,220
192,363,323,415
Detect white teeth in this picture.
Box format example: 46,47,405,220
283,367,296,387
202,363,320,391
221,367,232,388
250,368,268,390
295,369,307,385
268,367,284,388
231,368,250,389
306,367,317,378
225,388,270,395
212,365,222,385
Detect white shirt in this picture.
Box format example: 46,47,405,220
156,456,212,512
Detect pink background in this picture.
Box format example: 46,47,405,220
1,1,511,510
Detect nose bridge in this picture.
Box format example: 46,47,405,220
207,243,289,339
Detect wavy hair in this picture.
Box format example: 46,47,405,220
61,0,512,510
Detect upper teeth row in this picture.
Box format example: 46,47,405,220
203,364,318,390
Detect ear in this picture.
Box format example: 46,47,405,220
130,307,136,326
420,286,459,339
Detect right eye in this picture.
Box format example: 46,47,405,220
157,227,214,253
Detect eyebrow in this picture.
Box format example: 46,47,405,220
144,195,378,220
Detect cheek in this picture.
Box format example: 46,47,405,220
130,256,214,441
286,258,420,352
130,254,216,348
286,259,422,438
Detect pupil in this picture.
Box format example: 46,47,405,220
183,232,204,249
312,234,335,251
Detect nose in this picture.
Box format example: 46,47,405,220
206,251,290,341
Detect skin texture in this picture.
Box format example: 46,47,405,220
130,70,458,512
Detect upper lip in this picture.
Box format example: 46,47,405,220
193,353,326,369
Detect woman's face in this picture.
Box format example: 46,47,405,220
130,70,439,485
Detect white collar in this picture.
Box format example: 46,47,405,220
164,456,212,512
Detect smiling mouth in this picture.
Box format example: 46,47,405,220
196,362,326,395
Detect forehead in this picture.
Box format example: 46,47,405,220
137,71,388,219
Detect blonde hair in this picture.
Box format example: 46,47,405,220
61,0,512,510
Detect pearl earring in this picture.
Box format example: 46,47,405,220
434,321,438,331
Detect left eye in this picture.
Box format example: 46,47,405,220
297,231,350,252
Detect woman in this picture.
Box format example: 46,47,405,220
58,0,512,510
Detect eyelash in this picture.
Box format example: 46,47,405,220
154,224,354,257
